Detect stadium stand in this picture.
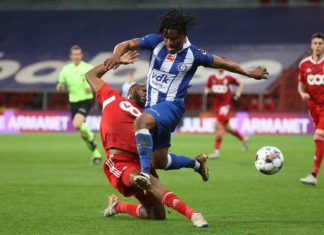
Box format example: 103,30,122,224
0,3,323,113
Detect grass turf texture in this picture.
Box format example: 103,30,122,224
0,133,323,235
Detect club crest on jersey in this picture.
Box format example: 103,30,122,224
178,62,188,72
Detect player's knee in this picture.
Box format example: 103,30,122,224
151,158,165,169
215,131,222,137
73,120,82,130
80,132,87,140
134,114,156,132
216,125,225,134
216,129,225,137
152,152,168,169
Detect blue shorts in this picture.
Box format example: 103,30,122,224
144,99,185,150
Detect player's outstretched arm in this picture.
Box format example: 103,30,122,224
211,55,268,80
86,51,139,92
104,38,141,71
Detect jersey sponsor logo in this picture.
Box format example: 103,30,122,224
212,84,228,94
149,69,176,93
166,54,175,61
177,62,188,72
307,74,324,85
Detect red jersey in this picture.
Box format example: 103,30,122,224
206,74,239,107
96,84,142,156
298,55,324,108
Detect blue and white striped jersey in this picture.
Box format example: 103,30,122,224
140,34,214,107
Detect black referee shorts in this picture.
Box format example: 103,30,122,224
70,99,93,119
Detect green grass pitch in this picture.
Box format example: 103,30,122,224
1,133,324,235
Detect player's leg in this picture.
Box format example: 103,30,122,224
134,100,185,178
122,172,206,223
312,129,324,176
103,165,165,220
225,123,248,152
72,101,102,164
102,159,207,227
102,160,150,219
209,121,226,159
103,194,148,218
152,146,209,182
134,190,166,220
300,128,324,185
145,101,208,175
73,113,102,164
149,175,208,228
301,109,324,185
134,112,156,178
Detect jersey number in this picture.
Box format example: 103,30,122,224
119,101,142,118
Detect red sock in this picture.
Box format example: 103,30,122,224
161,191,195,219
230,130,244,141
115,201,141,218
312,139,324,175
214,137,222,150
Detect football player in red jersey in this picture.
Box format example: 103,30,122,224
205,69,248,159
85,51,208,228
298,33,324,185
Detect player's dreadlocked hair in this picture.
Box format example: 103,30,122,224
159,8,197,34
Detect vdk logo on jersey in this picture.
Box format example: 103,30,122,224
212,85,228,94
149,69,176,93
307,74,324,85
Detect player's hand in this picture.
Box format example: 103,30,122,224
204,88,211,95
247,66,269,80
233,94,239,101
120,51,139,65
104,55,121,71
56,83,64,91
300,92,310,101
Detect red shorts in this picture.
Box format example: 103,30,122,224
309,106,324,130
214,104,231,125
103,153,140,197
103,153,162,210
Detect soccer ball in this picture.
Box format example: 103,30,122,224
255,146,284,175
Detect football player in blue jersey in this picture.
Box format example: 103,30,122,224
104,8,268,189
